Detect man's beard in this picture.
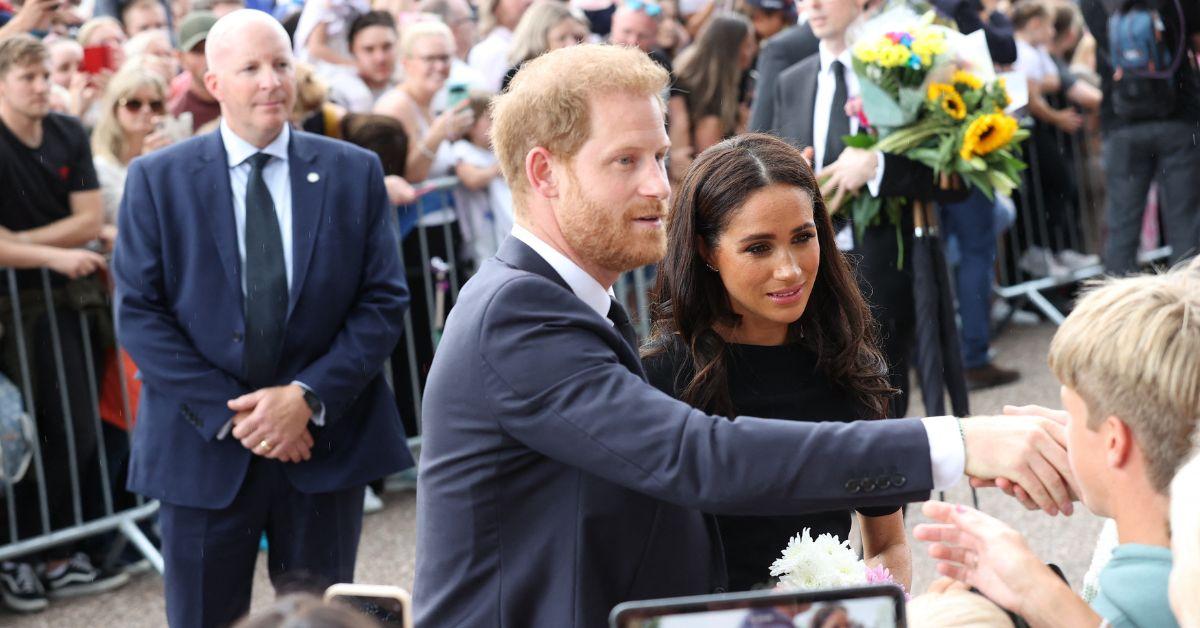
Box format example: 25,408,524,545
557,170,668,276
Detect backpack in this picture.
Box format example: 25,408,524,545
1105,0,1187,120
0,371,33,486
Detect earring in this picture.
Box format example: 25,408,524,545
705,263,718,272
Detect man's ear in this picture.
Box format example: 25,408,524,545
1104,415,1134,470
202,70,219,101
525,146,559,200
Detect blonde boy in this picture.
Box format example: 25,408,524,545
917,264,1200,628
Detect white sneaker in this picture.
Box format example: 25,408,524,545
1019,247,1069,278
364,486,384,515
1055,249,1101,271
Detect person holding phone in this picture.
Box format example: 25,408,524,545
373,20,474,438
90,65,174,248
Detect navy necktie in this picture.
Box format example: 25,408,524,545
242,152,287,388
607,298,639,354
824,59,851,169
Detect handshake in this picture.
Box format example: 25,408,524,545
957,404,1078,516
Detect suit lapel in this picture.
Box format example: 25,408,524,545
495,236,572,293
287,131,325,320
193,132,243,311
797,59,819,149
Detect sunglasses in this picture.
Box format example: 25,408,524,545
625,0,662,16
119,97,165,114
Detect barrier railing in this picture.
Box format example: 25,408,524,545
0,267,162,572
991,118,1171,325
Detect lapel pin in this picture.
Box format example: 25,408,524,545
307,172,320,183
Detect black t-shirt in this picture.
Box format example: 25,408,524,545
0,113,99,288
0,112,98,232
642,336,901,592
1082,0,1200,129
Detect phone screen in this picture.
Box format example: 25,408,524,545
332,594,407,625
446,84,469,109
79,45,112,74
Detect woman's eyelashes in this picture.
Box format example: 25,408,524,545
742,232,816,256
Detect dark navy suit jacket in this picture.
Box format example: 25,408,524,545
414,236,934,627
113,129,414,510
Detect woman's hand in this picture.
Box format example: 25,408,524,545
384,175,418,206
142,123,174,156
69,69,107,118
430,100,475,144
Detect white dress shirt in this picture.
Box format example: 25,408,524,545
812,42,885,197
510,224,965,489
216,122,323,437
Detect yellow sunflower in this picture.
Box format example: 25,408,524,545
960,113,1019,161
952,70,983,91
941,91,967,120
927,83,966,120
927,83,956,102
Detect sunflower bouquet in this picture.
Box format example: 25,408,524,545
829,11,1029,244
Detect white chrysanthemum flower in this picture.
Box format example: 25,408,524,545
769,528,868,591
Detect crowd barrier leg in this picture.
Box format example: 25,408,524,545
0,268,162,573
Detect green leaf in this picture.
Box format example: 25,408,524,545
842,132,878,149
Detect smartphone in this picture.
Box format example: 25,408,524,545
79,45,112,74
446,83,469,110
324,583,411,628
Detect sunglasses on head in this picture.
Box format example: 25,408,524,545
625,0,662,17
119,97,165,114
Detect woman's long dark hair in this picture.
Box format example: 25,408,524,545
644,133,894,419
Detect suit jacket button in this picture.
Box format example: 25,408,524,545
876,475,892,489
844,479,861,494
861,478,877,493
233,332,244,342
892,473,906,487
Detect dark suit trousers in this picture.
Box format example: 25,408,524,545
159,457,364,628
852,217,915,418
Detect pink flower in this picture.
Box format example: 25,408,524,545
865,565,910,600
844,97,871,130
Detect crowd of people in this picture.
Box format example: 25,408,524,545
0,0,1196,625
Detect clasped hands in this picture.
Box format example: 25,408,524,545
229,384,314,463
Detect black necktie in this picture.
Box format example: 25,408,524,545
607,298,639,354
824,59,851,169
242,152,288,388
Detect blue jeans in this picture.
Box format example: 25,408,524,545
940,189,996,369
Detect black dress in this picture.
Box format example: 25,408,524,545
643,336,901,591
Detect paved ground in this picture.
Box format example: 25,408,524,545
6,321,1104,627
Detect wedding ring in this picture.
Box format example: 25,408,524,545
257,439,271,452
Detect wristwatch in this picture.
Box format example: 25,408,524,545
302,388,322,417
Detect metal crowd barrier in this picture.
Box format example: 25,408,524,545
991,118,1172,326
0,267,162,572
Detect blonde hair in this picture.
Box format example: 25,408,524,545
77,16,125,47
90,65,167,163
906,590,1015,627
1048,263,1200,493
507,1,588,65
0,34,47,78
490,43,668,216
400,20,454,58
1171,450,1200,628
292,61,329,118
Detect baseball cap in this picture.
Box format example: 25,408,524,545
745,0,796,16
178,10,217,52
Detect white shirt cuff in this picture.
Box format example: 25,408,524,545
866,150,886,197
922,415,965,491
292,380,326,426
